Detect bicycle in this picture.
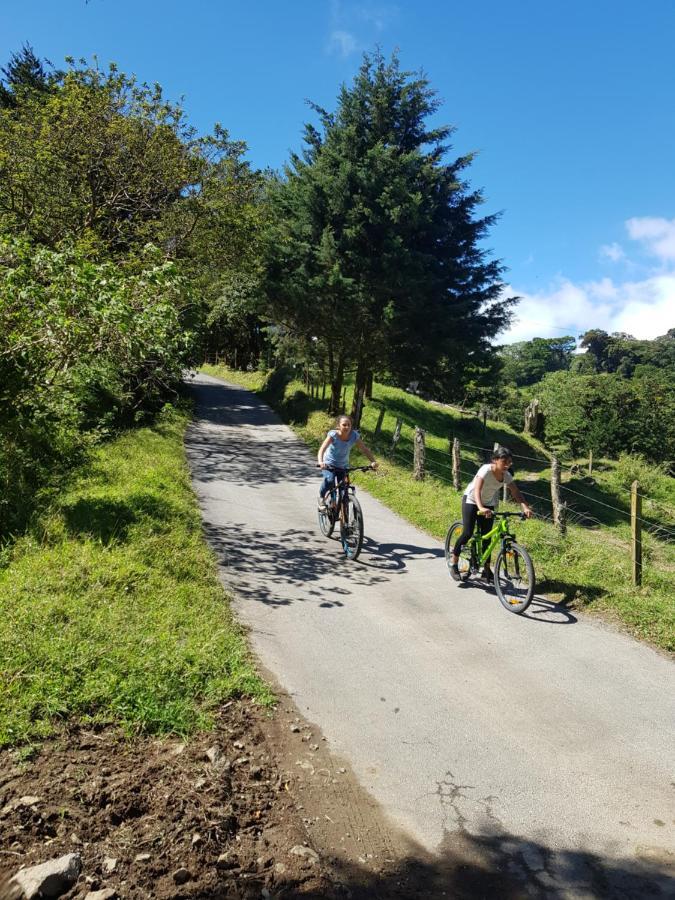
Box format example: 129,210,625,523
317,464,374,561
444,512,535,614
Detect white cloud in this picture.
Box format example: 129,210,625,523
600,242,625,262
500,216,675,344
626,216,675,261
326,2,397,55
501,273,675,344
327,29,359,57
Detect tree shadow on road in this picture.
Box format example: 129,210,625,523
201,520,394,609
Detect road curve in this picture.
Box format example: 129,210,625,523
185,373,674,897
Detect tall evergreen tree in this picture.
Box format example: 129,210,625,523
0,44,55,108
265,50,514,417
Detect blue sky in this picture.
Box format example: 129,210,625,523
2,0,674,344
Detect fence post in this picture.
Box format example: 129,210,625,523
452,437,461,491
374,405,386,438
390,418,402,457
413,427,426,480
631,480,642,587
588,450,593,477
551,456,567,534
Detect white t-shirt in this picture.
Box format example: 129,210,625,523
464,463,513,507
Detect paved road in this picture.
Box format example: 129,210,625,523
185,373,675,897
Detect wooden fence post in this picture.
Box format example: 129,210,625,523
374,405,385,438
452,437,461,491
588,450,593,477
551,456,567,534
631,480,642,586
413,427,426,480
390,418,402,456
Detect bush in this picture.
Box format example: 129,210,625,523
0,238,196,538
262,365,293,408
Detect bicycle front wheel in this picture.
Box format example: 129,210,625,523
444,521,472,581
340,495,364,560
494,543,535,613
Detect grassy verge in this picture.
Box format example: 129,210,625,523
0,405,271,750
204,365,674,654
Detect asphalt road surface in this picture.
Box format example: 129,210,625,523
185,373,675,897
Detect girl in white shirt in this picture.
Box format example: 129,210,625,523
449,446,532,581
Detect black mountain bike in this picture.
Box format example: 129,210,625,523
317,464,374,561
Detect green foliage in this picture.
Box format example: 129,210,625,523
0,43,57,108
499,336,576,387
537,369,675,463
0,237,195,536
578,328,675,376
0,61,203,250
0,407,270,748
265,49,511,408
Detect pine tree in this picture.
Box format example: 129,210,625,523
265,50,514,417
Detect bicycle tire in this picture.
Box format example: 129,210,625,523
318,506,335,537
444,521,473,581
494,542,535,614
340,495,364,560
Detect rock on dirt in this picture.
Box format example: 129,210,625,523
9,852,81,899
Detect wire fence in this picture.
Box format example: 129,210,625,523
368,406,675,570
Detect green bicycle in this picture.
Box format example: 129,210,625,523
444,512,535,614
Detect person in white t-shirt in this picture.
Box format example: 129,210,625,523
449,446,532,581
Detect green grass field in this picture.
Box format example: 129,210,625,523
203,364,674,654
0,405,271,750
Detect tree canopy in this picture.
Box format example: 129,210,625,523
265,50,512,415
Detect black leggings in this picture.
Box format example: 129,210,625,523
453,498,494,557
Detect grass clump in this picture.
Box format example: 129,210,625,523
0,406,271,749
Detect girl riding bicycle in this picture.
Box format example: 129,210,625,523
317,415,377,510
449,446,532,581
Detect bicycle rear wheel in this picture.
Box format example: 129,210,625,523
444,521,473,581
494,543,535,613
340,495,364,560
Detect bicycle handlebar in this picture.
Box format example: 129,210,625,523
317,463,375,472
479,510,527,519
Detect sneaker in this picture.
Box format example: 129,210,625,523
318,499,327,512
449,564,461,582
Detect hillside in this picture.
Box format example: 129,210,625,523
203,365,675,654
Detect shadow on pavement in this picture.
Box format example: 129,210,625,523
316,825,674,899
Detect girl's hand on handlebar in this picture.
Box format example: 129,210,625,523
479,508,493,518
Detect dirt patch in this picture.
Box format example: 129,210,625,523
0,700,337,899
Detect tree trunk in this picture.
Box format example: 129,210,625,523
351,359,369,427
329,352,345,416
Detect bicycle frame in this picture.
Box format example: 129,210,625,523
327,470,353,525
471,514,519,568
